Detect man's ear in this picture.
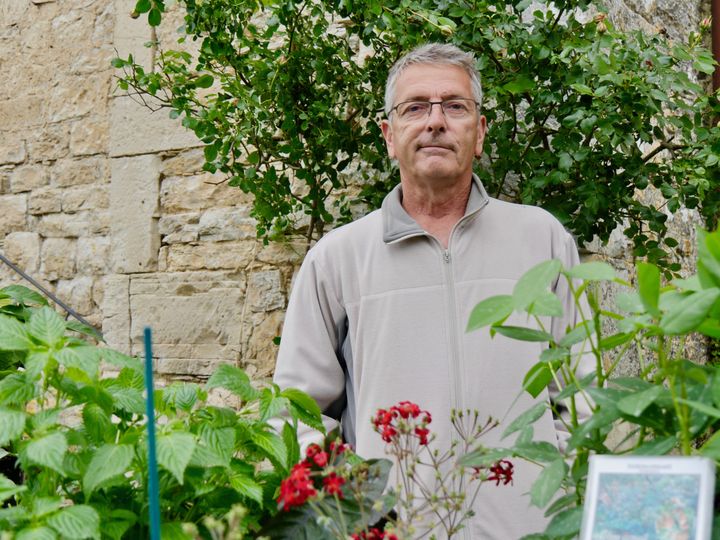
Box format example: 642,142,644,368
475,115,487,158
381,119,396,159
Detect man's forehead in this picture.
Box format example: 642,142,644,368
394,64,472,99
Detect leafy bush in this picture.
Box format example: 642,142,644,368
462,228,720,538
118,0,720,268
0,297,322,539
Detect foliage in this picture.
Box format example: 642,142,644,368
118,0,720,266
266,402,514,539
0,299,323,539
461,227,720,539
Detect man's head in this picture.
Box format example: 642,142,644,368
381,43,487,189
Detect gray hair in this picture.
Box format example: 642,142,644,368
384,43,483,117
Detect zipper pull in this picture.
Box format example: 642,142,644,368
443,251,451,264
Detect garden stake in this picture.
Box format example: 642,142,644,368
144,327,162,540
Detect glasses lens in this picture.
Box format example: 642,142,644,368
442,99,472,117
398,101,430,120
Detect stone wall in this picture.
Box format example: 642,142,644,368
0,0,708,383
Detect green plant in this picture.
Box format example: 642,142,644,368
460,227,720,539
118,0,720,268
0,301,322,539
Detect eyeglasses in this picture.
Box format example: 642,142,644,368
391,98,479,121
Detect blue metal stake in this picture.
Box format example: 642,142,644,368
144,327,161,539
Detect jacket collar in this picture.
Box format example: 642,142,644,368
382,174,490,243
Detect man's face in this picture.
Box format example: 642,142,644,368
381,64,487,187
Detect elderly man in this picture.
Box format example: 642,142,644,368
273,43,587,538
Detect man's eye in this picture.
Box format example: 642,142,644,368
445,101,468,112
405,103,427,114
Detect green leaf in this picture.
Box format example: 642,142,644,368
700,430,720,459
251,428,287,470
229,464,263,504
617,385,663,417
545,507,582,536
25,432,67,474
523,361,553,398
47,505,100,539
466,295,514,331
82,403,115,445
558,321,595,347
0,314,32,350
282,421,300,467
15,527,57,540
55,346,100,379
676,398,720,418
458,447,512,468
513,260,562,310
660,288,720,334
0,407,26,446
100,349,142,372
83,444,134,494
632,436,677,455
206,364,260,401
148,7,162,26
512,441,561,463
0,474,27,505
503,75,535,94
135,0,151,13
527,291,563,317
160,522,194,540
530,459,566,507
281,387,324,432
1,285,47,306
493,326,554,342
0,373,35,405
28,307,66,347
195,74,214,88
637,262,661,317
565,262,616,281
101,509,137,540
502,402,547,439
157,432,196,484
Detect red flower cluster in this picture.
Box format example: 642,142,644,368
487,459,514,486
351,528,398,540
278,461,316,510
372,401,432,445
277,439,351,511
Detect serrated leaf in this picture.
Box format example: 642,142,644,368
281,387,324,432
251,428,287,470
466,295,514,331
282,421,300,467
26,432,67,474
15,527,57,540
100,349,142,372
502,402,547,439
106,387,145,414
28,307,66,347
0,407,26,446
1,285,47,306
530,458,566,507
229,465,263,504
54,346,100,380
65,320,103,341
0,474,27,505
157,432,196,484
259,389,288,421
24,350,52,380
47,505,99,539
206,364,260,401
163,383,201,412
0,373,35,405
83,444,134,494
101,509,137,540
82,403,115,445
0,314,32,350
513,260,562,310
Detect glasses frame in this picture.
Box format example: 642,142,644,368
390,98,480,121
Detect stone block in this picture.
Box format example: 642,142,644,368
41,238,76,280
164,241,257,271
158,213,199,244
242,310,284,378
62,185,109,213
155,358,227,378
161,148,206,176
101,274,131,353
113,0,154,68
36,211,104,237
198,207,256,242
161,173,248,213
26,123,70,161
47,73,110,123
4,232,41,273
128,272,244,360
70,116,109,156
109,95,199,157
10,164,48,193
76,236,111,275
56,276,94,315
0,139,26,165
247,270,285,312
0,96,46,130
110,155,161,272
256,240,306,265
52,157,108,187
0,194,27,235
29,187,63,215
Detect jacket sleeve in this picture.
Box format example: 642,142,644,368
272,250,347,449
549,229,596,451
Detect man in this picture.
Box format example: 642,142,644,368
273,43,588,538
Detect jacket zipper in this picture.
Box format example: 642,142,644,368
441,248,462,414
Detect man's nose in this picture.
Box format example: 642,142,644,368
425,102,447,131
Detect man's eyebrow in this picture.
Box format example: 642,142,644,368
399,93,468,102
